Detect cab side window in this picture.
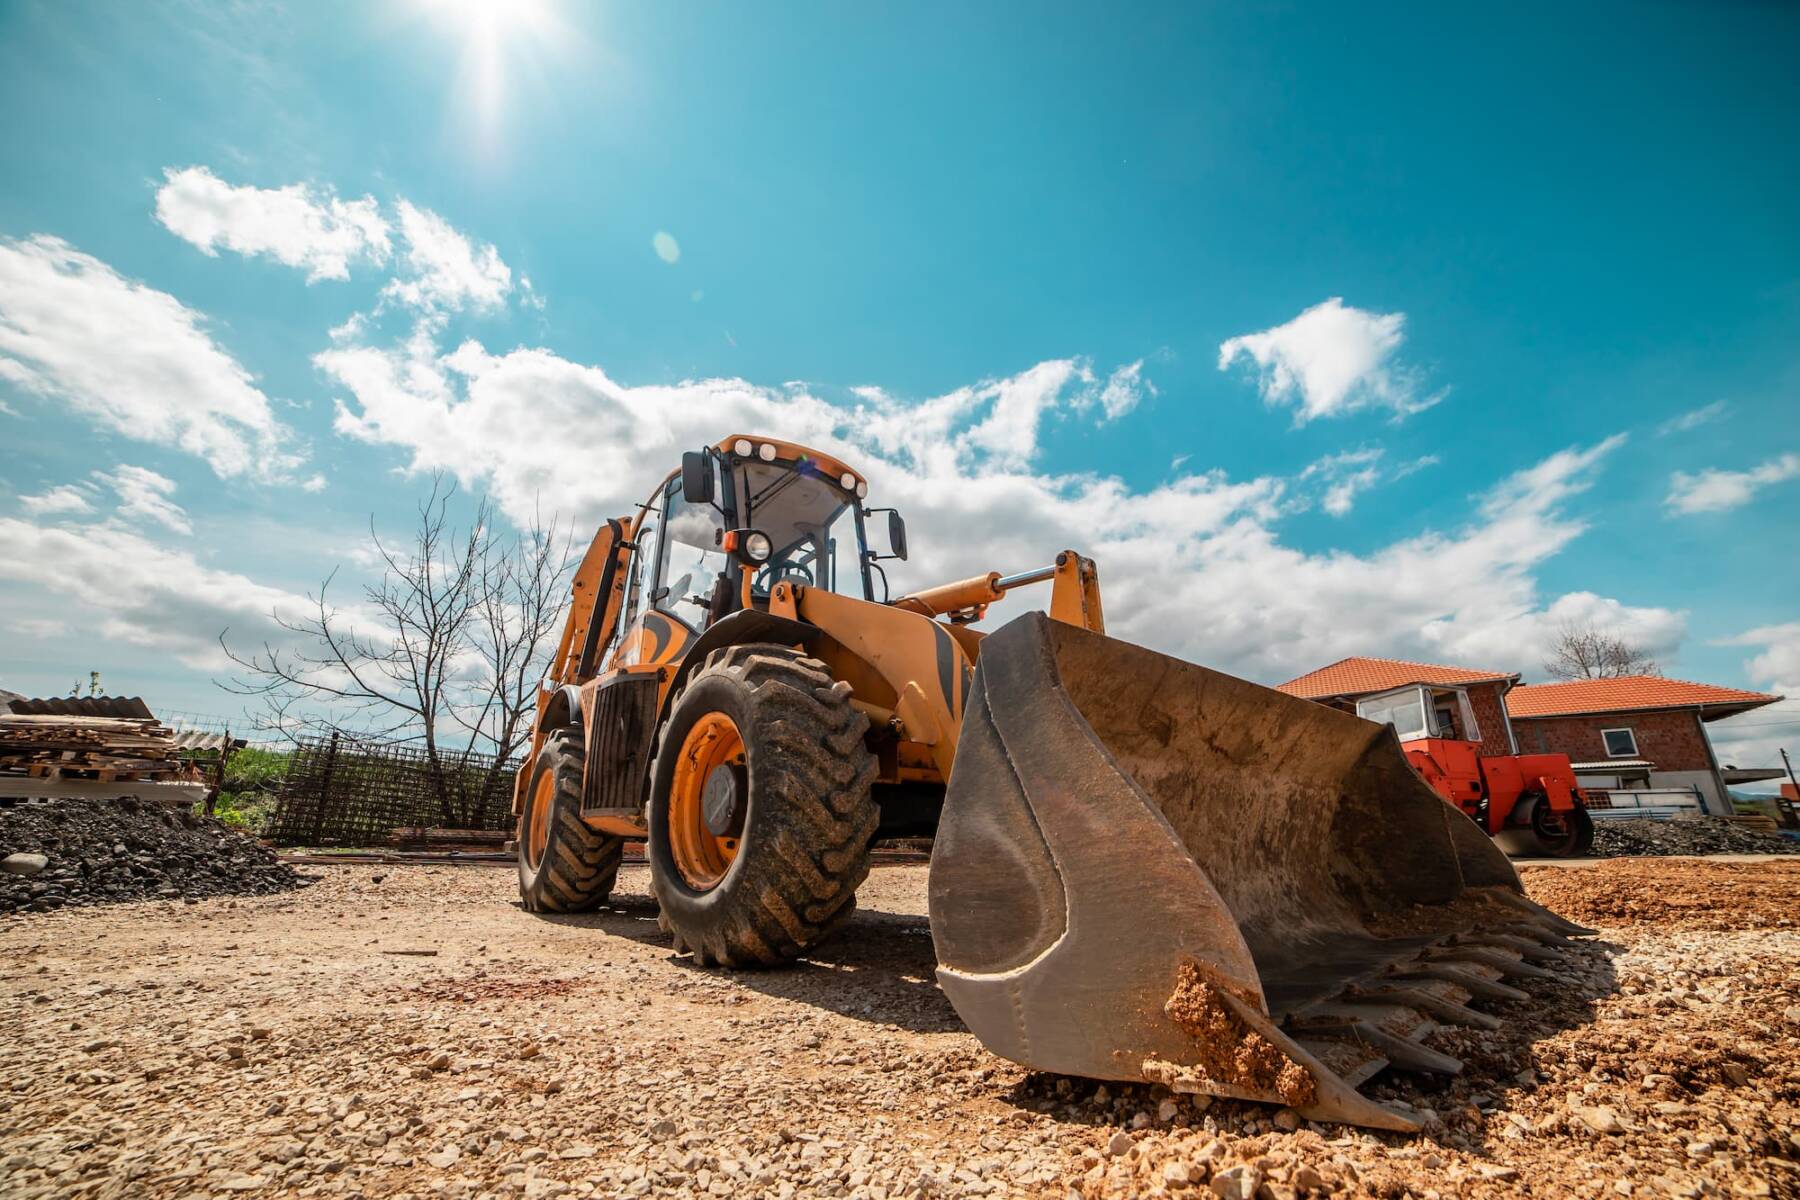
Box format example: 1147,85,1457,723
656,480,729,629
616,500,663,657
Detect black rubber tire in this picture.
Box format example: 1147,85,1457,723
1493,796,1596,859
517,730,625,913
647,644,879,967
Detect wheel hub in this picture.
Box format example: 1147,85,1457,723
666,711,746,891
702,763,747,837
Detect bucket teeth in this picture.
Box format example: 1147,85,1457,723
1293,1001,1433,1041
1421,945,1555,980
1346,983,1502,1030
1489,888,1597,936
1293,1038,1389,1089
1293,1020,1462,1075
1497,922,1581,950
1448,931,1560,964
1387,961,1531,1002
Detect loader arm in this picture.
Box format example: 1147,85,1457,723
513,516,634,816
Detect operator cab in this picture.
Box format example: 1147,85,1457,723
609,436,905,668
1353,683,1482,745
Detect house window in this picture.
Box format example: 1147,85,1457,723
1601,727,1638,758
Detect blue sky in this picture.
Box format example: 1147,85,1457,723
1,1,1796,766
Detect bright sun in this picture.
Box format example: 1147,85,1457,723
412,0,569,147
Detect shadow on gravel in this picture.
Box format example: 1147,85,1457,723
524,890,964,1034
706,904,963,1034
996,933,1622,1146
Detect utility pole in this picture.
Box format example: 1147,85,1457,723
1781,748,1800,829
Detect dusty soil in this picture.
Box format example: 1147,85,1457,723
1,859,1796,1199
1518,859,1800,931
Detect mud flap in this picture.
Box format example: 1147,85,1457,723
929,613,1590,1131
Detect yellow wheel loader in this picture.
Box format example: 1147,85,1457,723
514,435,1589,1132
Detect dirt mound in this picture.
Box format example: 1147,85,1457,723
1590,816,1799,858
0,795,300,914
1521,858,1800,930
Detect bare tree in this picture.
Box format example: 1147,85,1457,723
220,476,573,825
453,502,573,805
1543,624,1662,681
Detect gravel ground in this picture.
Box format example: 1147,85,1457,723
1,859,1795,1199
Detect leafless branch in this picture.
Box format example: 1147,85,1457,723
218,475,573,824
1542,623,1662,681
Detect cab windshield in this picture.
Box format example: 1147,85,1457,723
738,459,867,599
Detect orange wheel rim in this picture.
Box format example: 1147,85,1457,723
668,712,745,891
526,768,555,869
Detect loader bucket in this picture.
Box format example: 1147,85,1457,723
929,613,1589,1132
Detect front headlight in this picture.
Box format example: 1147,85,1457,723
742,531,773,563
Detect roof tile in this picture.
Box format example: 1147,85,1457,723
1507,676,1781,718
1276,656,1516,699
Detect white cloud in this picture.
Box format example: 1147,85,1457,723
1294,447,1443,517
19,483,95,516
964,358,1090,468
652,232,681,264
154,166,391,283
1726,623,1800,696
105,465,191,535
1656,400,1728,437
1095,359,1154,421
1392,454,1440,480
318,327,1672,685
1665,453,1800,515
1710,623,1800,781
0,516,311,670
1218,297,1440,424
0,235,303,481
1299,448,1384,517
381,201,512,314
7,616,67,638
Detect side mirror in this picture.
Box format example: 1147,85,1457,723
680,451,714,505
886,511,908,561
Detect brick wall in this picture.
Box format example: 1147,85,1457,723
1512,709,1713,772
1465,683,1515,758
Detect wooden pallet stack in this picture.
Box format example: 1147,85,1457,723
0,714,185,781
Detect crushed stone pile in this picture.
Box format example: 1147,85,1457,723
1589,815,1800,858
0,796,300,915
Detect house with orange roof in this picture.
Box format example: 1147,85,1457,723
1506,676,1784,815
1275,656,1522,759
1277,659,1786,817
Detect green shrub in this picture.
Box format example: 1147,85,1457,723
211,747,290,832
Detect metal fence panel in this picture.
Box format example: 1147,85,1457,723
267,730,521,847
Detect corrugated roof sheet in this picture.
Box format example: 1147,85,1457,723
172,730,246,754
1275,657,1517,700
1507,676,1781,719
3,696,155,719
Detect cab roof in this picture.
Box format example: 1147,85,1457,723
714,435,865,493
